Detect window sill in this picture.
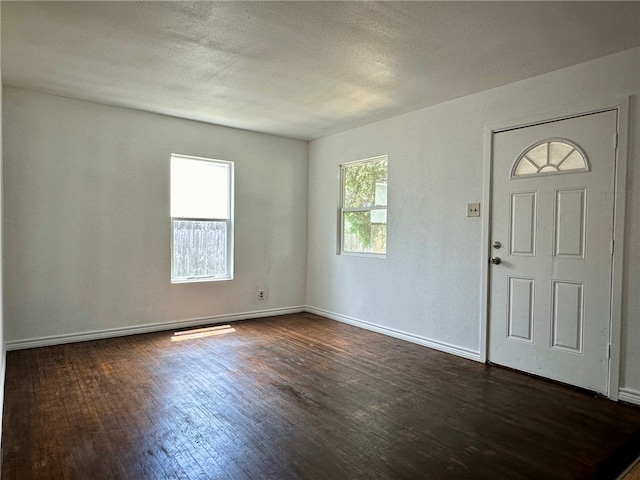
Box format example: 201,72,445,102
339,252,386,259
171,276,233,284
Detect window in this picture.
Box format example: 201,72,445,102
512,139,588,178
170,154,234,282
340,155,388,256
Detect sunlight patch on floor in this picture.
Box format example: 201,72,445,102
171,325,236,342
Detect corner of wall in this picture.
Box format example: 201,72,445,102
303,139,311,308
0,0,7,455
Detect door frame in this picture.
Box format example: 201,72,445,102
480,97,630,400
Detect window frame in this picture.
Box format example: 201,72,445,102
170,154,234,283
339,155,388,258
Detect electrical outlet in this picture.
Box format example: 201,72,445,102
467,203,480,217
258,289,265,301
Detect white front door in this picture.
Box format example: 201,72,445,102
488,110,617,395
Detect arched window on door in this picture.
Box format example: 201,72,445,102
511,139,589,178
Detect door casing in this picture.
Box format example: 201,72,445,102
480,97,630,400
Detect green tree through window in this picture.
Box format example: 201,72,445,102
341,156,388,255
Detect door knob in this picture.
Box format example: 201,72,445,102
489,257,501,265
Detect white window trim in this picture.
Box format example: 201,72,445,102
170,154,234,283
339,155,388,258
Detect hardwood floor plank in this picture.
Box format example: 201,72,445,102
3,313,640,479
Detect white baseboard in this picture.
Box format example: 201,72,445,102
618,388,640,406
305,306,482,362
6,306,482,364
5,306,306,351
0,346,6,445
617,455,640,480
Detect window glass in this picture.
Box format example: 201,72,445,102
343,160,388,209
170,154,233,282
340,156,388,256
171,158,230,219
512,140,588,178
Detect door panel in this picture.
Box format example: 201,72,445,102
489,110,617,394
553,188,586,258
551,280,583,353
509,192,537,256
507,276,534,342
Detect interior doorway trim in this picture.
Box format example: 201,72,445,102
479,97,630,400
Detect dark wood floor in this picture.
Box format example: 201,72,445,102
3,313,640,479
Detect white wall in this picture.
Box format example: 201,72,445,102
307,48,640,392
3,88,308,345
0,1,6,443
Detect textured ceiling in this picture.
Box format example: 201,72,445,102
2,1,639,140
